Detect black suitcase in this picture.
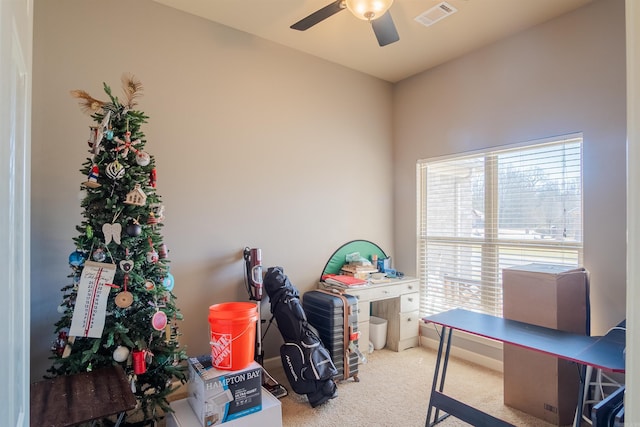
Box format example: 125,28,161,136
302,289,360,382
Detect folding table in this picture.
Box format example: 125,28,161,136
423,308,625,427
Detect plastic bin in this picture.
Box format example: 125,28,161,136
369,316,388,350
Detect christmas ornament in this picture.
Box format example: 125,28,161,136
132,350,147,375
87,126,98,148
52,331,68,357
125,219,142,236
150,204,165,222
91,111,112,155
147,250,159,264
158,243,168,259
106,129,114,141
152,310,168,331
146,349,154,364
113,345,130,363
146,238,158,264
119,259,134,273
147,213,159,227
149,168,157,188
135,151,150,166
92,248,106,262
165,324,172,343
86,225,93,239
144,280,155,291
162,273,175,292
115,291,133,308
102,223,122,245
69,250,85,267
114,131,141,157
115,273,133,308
62,336,75,358
124,184,147,206
105,159,126,180
83,164,101,188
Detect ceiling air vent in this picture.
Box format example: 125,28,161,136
414,1,458,27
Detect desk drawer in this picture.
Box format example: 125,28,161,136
400,293,419,312
399,311,419,341
367,284,402,301
342,287,369,302
400,280,419,294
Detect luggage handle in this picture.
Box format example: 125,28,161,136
316,289,353,381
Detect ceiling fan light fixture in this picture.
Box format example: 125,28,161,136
345,0,394,21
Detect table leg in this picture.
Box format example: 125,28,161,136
115,411,128,427
426,325,453,427
573,364,588,427
425,325,515,427
90,411,125,427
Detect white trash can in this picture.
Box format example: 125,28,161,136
369,316,388,350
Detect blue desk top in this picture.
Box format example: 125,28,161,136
423,309,625,373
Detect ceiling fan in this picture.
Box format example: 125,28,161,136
290,0,399,47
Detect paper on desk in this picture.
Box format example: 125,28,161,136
322,274,367,287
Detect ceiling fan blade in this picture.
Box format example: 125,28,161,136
371,11,399,47
290,0,346,31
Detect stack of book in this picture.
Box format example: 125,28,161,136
340,263,379,280
321,274,368,288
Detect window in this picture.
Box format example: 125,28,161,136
417,135,583,317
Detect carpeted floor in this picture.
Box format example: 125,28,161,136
267,346,574,427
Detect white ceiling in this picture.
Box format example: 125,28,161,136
152,0,594,83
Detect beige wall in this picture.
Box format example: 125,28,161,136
30,0,394,379
31,0,628,383
393,0,627,336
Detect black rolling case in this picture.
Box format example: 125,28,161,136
302,289,360,382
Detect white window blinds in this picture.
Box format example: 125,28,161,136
417,136,583,317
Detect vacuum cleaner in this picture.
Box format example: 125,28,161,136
243,247,288,399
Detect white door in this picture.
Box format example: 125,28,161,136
626,0,640,422
0,0,32,426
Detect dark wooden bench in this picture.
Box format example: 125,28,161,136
30,365,136,427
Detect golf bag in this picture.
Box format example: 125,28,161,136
263,266,338,407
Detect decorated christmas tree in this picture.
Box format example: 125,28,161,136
48,74,187,424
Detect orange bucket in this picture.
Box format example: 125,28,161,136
208,302,258,370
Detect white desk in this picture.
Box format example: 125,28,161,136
320,276,420,352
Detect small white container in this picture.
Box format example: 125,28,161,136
369,316,388,350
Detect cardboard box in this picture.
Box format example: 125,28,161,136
187,355,262,426
502,264,589,425
168,388,282,427
503,263,589,333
